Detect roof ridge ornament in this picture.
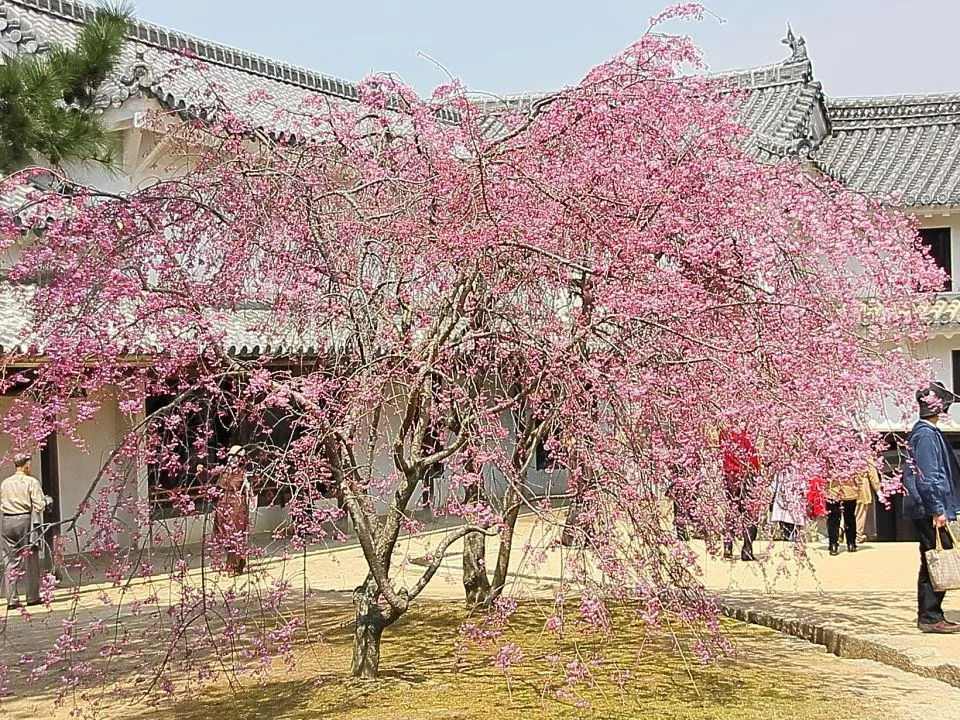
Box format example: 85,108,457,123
119,46,155,89
781,22,808,62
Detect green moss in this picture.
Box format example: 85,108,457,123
118,603,882,720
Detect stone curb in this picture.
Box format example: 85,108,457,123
720,601,960,689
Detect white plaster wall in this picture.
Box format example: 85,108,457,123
877,336,960,432
55,389,131,552
484,408,568,503
864,210,960,432
348,400,568,516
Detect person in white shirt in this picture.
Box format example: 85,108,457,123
1,454,50,609
771,468,807,542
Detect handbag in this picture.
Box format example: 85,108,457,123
925,524,960,592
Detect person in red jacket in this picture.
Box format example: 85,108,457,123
807,475,827,519
721,428,761,561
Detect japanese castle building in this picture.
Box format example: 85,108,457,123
1,0,959,542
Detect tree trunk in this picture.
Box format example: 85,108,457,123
462,527,491,608
489,492,521,603
351,577,386,679
461,475,492,607
486,405,531,605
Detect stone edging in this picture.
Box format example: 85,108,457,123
720,602,960,688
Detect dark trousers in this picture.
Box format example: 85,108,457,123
914,518,954,624
827,499,857,547
2,514,39,605
724,479,757,559
724,526,758,558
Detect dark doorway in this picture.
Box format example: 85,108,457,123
39,433,61,570
876,431,960,542
953,350,960,398
875,434,914,542
919,227,952,291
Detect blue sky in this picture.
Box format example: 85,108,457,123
130,1,960,98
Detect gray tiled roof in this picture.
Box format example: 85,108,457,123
0,173,66,230
0,283,36,354
0,283,324,357
476,40,830,158
813,95,960,207
0,0,462,141
472,94,545,142
201,305,327,357
710,55,829,159
0,183,35,224
5,1,960,207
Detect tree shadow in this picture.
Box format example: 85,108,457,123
720,589,919,630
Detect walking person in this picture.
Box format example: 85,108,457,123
856,462,881,544
771,468,807,542
1,454,50,609
825,475,858,555
903,381,960,634
720,427,761,561
807,474,827,523
212,446,253,577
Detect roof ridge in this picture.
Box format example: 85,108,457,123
5,0,363,102
828,94,960,129
469,59,816,114
829,93,960,108
708,56,812,89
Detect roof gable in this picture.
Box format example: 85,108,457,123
0,0,369,142
476,30,831,160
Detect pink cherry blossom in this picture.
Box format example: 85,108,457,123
0,7,939,707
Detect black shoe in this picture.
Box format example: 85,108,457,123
847,544,857,553
6,602,20,611
740,551,755,562
829,544,839,555
25,600,41,607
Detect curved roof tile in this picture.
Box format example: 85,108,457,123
0,282,328,358
814,95,960,206
0,0,459,139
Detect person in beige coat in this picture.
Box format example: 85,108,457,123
855,464,881,544
826,475,859,555
1,454,50,608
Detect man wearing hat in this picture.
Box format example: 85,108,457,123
903,381,960,633
1,454,51,609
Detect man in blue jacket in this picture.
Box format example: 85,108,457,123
903,381,960,633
